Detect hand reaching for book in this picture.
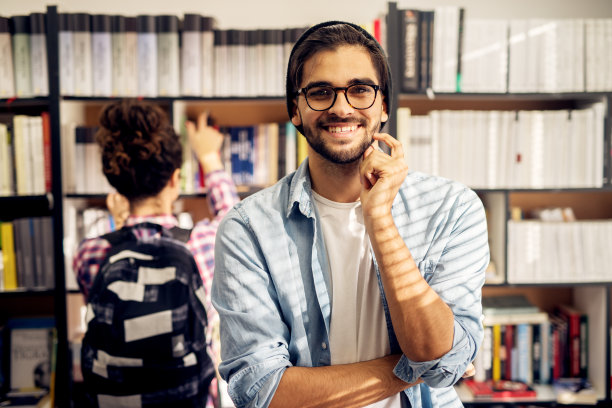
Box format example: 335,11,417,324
185,112,225,174
106,192,130,230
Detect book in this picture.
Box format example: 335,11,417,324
399,9,420,92
555,304,588,378
72,13,92,96
156,15,180,96
462,379,536,399
8,318,55,391
483,295,541,315
181,14,202,96
0,17,15,98
91,14,112,97
137,15,157,97
58,13,75,96
10,16,32,97
29,13,48,96
1,221,17,290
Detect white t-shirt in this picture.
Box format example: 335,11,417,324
312,191,401,408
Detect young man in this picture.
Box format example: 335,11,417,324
73,99,239,407
212,22,488,408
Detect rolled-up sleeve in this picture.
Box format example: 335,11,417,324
393,188,489,387
212,208,292,408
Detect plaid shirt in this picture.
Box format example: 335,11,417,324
73,169,239,405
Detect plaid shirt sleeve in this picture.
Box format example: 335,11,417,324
72,236,112,300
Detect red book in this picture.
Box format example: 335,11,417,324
504,324,514,380
463,379,536,399
41,111,52,192
556,304,583,377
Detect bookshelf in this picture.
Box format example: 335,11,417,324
1,1,612,406
386,1,612,405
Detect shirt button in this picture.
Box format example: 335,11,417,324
321,342,327,350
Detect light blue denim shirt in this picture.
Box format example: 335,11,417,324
212,158,488,408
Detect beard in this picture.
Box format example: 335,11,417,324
302,116,381,164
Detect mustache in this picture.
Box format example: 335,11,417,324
317,117,366,127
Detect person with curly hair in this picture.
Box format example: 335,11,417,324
73,98,239,407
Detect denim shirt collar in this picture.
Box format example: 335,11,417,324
287,158,315,219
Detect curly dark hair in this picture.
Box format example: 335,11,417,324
95,99,183,201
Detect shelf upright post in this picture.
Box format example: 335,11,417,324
386,2,400,141
46,5,70,407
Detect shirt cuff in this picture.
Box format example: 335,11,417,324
393,320,472,388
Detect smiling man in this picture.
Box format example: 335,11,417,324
212,21,489,408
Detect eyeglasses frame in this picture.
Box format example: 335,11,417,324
295,83,381,111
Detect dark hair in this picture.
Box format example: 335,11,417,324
286,21,392,133
95,99,183,201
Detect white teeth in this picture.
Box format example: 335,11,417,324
328,125,358,133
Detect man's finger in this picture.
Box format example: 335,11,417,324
373,133,404,159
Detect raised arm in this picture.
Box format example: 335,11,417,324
359,134,487,386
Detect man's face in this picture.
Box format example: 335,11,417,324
291,45,388,164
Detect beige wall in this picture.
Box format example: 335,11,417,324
2,0,612,29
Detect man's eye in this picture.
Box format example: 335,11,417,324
349,85,372,95
308,88,333,98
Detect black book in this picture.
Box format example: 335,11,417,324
399,9,420,92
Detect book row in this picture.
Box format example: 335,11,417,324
475,304,588,386
0,14,49,98
2,12,311,98
397,103,606,189
507,219,612,283
398,6,612,93
0,217,54,291
62,121,307,195
0,113,52,196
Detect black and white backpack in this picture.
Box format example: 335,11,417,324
81,222,215,408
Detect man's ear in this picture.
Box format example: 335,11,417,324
381,99,389,123
291,100,302,127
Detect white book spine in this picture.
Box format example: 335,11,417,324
29,14,48,96
157,16,179,97
201,23,215,97
12,28,32,97
137,16,157,97
92,16,113,97
0,29,15,97
124,23,138,96
181,22,202,96
59,30,74,95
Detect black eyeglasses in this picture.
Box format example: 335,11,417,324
296,83,380,111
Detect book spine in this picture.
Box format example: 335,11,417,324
400,9,420,92
181,14,202,96
137,15,157,97
73,13,92,96
92,15,112,97
201,16,215,97
10,16,32,97
124,17,138,96
29,13,48,96
156,15,179,96
0,17,15,98
1,222,18,290
59,13,75,96
111,15,127,97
